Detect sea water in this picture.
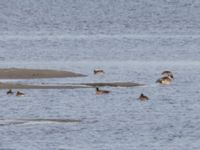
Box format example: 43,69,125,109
0,0,200,150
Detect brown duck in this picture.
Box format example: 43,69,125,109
94,69,105,75
7,89,14,95
138,93,149,101
156,75,173,85
161,70,174,79
16,91,25,96
96,87,110,95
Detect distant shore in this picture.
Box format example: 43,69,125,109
0,68,86,79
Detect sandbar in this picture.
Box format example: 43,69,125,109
0,82,144,89
0,68,86,79
81,82,144,87
0,118,81,126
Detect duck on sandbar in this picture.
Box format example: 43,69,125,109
96,87,110,95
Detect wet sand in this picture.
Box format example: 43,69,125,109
81,82,144,87
0,68,144,89
0,68,86,79
0,118,81,126
0,82,144,89
0,82,91,89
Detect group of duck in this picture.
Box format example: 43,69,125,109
5,69,174,99
94,69,174,101
6,89,25,96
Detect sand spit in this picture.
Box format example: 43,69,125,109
0,83,91,89
0,118,81,126
0,68,86,79
0,82,144,89
81,82,144,87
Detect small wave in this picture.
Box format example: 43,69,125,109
0,57,5,61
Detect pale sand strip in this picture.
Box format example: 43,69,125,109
0,68,86,79
81,82,144,87
0,82,144,89
0,119,81,126
0,83,91,89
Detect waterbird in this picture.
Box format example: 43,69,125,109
138,93,149,101
94,69,105,75
161,70,174,79
16,91,25,96
7,89,14,95
161,70,172,75
156,75,173,85
96,87,110,95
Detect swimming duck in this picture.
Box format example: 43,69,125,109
16,91,25,96
94,69,105,75
161,70,172,75
96,87,110,95
138,93,149,101
7,89,14,95
161,70,174,79
156,75,173,85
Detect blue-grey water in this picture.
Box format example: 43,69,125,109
0,0,200,150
